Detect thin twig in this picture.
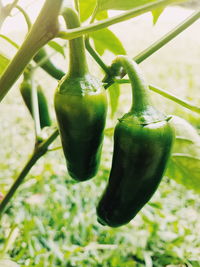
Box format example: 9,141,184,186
0,129,59,217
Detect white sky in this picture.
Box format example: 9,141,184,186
1,0,45,33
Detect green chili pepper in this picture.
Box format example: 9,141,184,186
33,48,65,80
20,71,51,129
54,8,107,181
97,55,174,227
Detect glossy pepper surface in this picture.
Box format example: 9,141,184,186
97,55,174,227
54,8,107,181
20,71,51,129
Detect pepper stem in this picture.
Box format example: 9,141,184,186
113,56,150,113
62,8,88,77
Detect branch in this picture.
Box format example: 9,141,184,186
85,37,111,74
149,84,200,114
114,79,200,114
0,129,59,217
104,8,200,88
15,5,32,31
0,0,19,29
57,0,187,40
0,0,63,102
134,8,200,64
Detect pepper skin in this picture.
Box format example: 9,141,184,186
97,56,174,227
20,73,51,129
54,8,107,181
33,48,65,80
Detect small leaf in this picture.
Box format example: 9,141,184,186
0,53,9,75
79,0,97,22
152,7,165,24
108,82,120,118
97,0,157,12
167,154,200,193
0,259,20,267
90,28,126,56
96,0,186,12
166,116,200,193
170,115,200,144
96,10,108,20
47,41,65,58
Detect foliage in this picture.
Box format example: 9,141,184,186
90,28,126,56
97,0,163,12
167,116,200,193
0,0,200,266
0,53,9,75
0,132,199,266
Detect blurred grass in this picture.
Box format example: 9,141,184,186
0,5,200,267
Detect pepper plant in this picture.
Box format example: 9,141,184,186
0,0,200,265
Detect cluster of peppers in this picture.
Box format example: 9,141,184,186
21,7,174,227
20,67,51,130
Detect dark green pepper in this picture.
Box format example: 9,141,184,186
20,71,51,129
97,55,174,227
54,8,107,181
33,48,65,80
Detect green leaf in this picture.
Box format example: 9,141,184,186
168,155,200,193
79,0,97,22
0,53,9,76
0,259,20,267
166,116,200,193
96,10,108,20
108,82,120,117
96,0,186,16
97,0,158,11
90,28,126,56
47,41,65,58
0,34,19,49
152,7,165,24
96,0,167,25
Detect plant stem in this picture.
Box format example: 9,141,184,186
85,4,110,76
74,0,80,14
0,0,63,102
0,129,59,218
62,7,88,77
114,79,200,114
114,79,130,84
134,8,200,64
90,4,99,24
104,8,200,88
85,37,111,74
149,84,200,114
0,0,19,29
15,5,32,31
0,35,65,80
57,0,186,40
113,56,149,112
0,225,18,257
0,153,40,218
0,34,19,49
